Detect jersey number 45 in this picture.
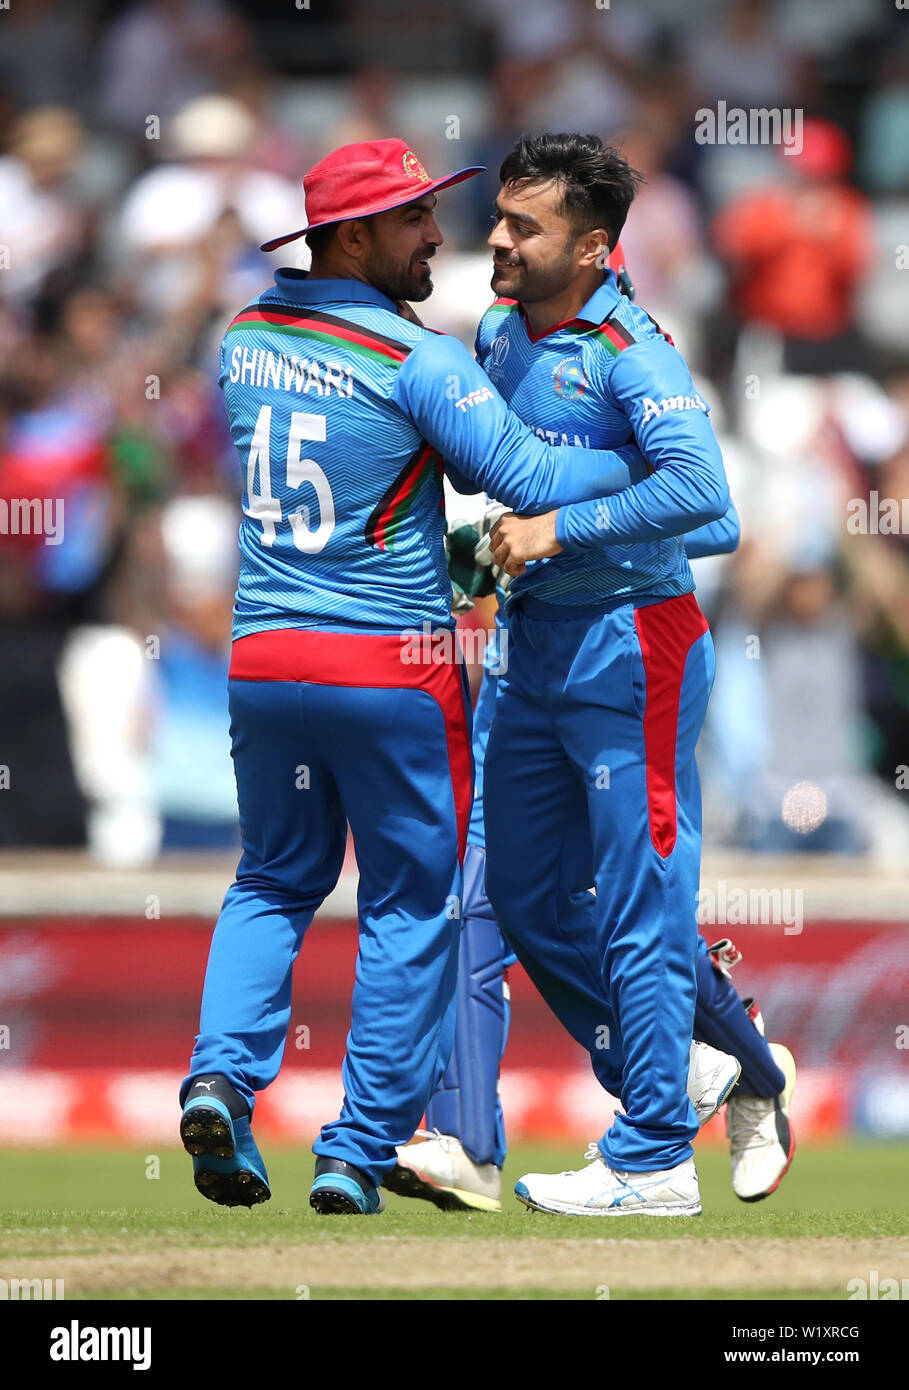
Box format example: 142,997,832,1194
245,403,335,554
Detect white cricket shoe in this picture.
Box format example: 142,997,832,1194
688,1040,742,1125
726,1042,797,1202
515,1144,701,1217
387,1130,502,1212
609,1043,739,1126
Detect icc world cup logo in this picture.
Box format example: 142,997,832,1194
490,335,510,369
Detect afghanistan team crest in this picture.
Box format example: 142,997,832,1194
402,150,430,182
553,356,588,400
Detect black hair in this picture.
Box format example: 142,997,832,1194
305,214,377,258
499,133,642,249
304,223,338,257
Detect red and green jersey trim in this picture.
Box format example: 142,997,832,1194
484,298,673,356
365,442,444,553
225,305,413,368
585,311,674,354
585,315,637,357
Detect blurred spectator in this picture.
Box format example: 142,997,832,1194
712,118,873,374
327,67,398,152
685,0,795,109
612,122,718,361
151,496,239,851
0,289,128,852
713,541,909,862
221,65,308,180
0,0,904,861
703,370,909,861
116,93,299,321
0,0,92,112
860,39,909,195
511,0,640,137
462,60,545,241
99,0,247,137
0,331,118,618
57,624,158,866
0,106,88,303
55,495,241,865
841,408,909,793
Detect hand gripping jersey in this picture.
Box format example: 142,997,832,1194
221,270,644,638
474,270,729,607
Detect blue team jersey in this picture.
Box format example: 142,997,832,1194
221,270,654,639
475,270,729,607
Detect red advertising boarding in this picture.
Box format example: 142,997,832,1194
1,916,907,1143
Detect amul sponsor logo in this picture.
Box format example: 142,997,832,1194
641,394,708,425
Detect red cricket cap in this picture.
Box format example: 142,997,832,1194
260,138,485,253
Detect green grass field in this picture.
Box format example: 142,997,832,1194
1,1141,907,1300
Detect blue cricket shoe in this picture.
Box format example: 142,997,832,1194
181,1080,270,1208
310,1157,385,1215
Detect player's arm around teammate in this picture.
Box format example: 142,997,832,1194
392,254,749,1215
179,138,652,1218
485,330,732,574
471,134,736,1216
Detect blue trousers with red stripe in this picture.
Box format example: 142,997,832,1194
430,666,784,1169
484,591,714,1173
180,628,473,1185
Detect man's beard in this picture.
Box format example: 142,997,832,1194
364,245,435,303
491,242,576,303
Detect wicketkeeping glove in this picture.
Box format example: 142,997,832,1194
472,500,514,593
445,518,498,613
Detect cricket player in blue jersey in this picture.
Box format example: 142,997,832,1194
394,135,796,1218
393,231,796,1214
178,138,661,1216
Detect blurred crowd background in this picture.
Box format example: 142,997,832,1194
1,0,908,866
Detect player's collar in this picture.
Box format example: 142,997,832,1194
576,270,622,327
518,269,622,343
272,269,399,314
